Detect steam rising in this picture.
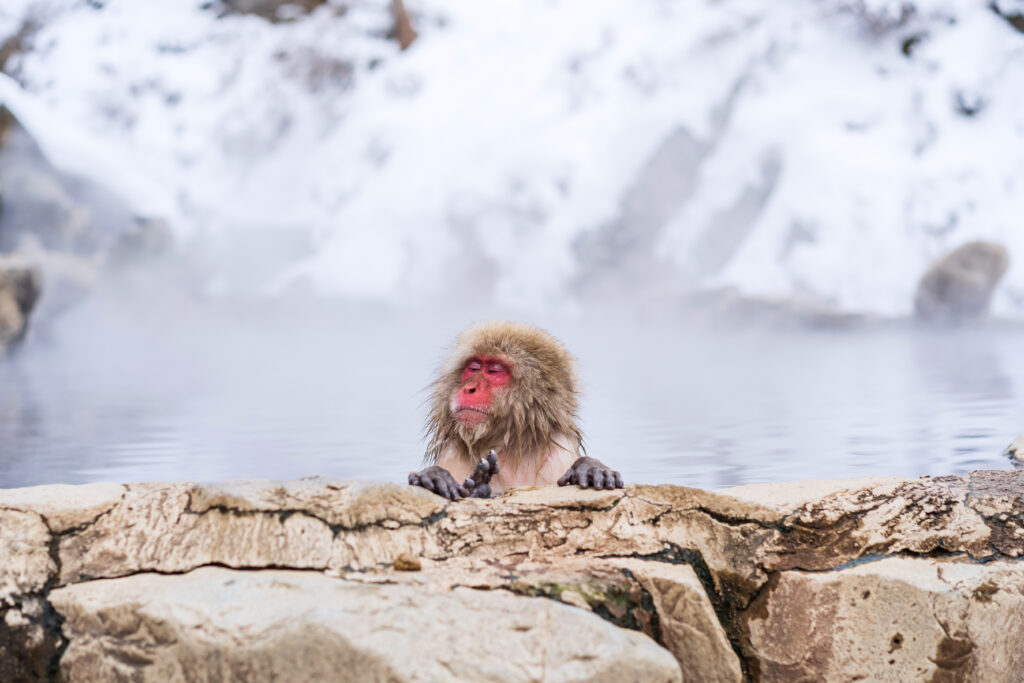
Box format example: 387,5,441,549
2,271,1022,488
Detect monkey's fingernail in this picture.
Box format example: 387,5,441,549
465,478,475,487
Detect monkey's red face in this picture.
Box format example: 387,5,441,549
453,355,512,426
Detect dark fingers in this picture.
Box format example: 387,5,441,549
428,474,450,500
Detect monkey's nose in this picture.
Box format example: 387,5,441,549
466,386,476,394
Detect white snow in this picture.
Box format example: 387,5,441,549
1,0,1023,315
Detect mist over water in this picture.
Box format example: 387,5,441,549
2,274,1020,490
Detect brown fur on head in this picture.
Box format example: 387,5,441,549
425,321,583,466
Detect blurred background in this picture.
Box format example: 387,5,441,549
0,0,1022,489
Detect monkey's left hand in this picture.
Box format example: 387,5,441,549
462,450,499,498
557,457,624,490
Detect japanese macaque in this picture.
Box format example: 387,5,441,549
408,321,623,499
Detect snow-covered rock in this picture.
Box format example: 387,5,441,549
0,0,1022,315
913,240,1010,323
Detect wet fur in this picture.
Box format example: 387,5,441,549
424,321,584,469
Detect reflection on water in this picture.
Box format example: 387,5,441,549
1,289,1022,490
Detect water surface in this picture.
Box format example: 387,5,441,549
1,291,1020,490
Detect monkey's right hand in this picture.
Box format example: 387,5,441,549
462,450,499,498
408,466,469,501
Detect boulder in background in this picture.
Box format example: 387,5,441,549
914,241,1010,323
0,261,40,353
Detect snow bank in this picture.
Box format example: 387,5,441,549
1,0,1022,315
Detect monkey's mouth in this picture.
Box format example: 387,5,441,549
455,407,490,425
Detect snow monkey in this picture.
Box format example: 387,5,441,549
408,321,624,499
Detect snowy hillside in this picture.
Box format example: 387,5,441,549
1,0,1023,315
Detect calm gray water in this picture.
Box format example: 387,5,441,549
1,289,1021,490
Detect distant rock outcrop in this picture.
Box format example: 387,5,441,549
0,106,173,336
4,471,1024,680
1007,434,1024,468
914,241,1010,323
0,107,164,259
0,261,40,353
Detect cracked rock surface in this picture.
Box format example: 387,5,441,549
51,568,682,682
2,469,1024,681
743,557,1024,681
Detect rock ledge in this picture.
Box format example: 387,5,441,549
3,470,1024,682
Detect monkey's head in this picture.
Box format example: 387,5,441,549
425,321,582,465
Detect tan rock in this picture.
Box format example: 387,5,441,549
1006,435,1024,466
57,482,335,584
0,482,125,533
51,567,683,682
0,508,54,603
744,557,1024,682
721,475,903,511
960,469,1024,557
356,556,661,633
574,484,781,610
630,483,784,526
610,559,743,683
186,478,447,529
0,506,60,683
500,558,660,634
54,480,569,583
392,552,421,571
5,473,1024,679
348,551,742,682
45,480,772,602
762,475,995,570
501,485,626,509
